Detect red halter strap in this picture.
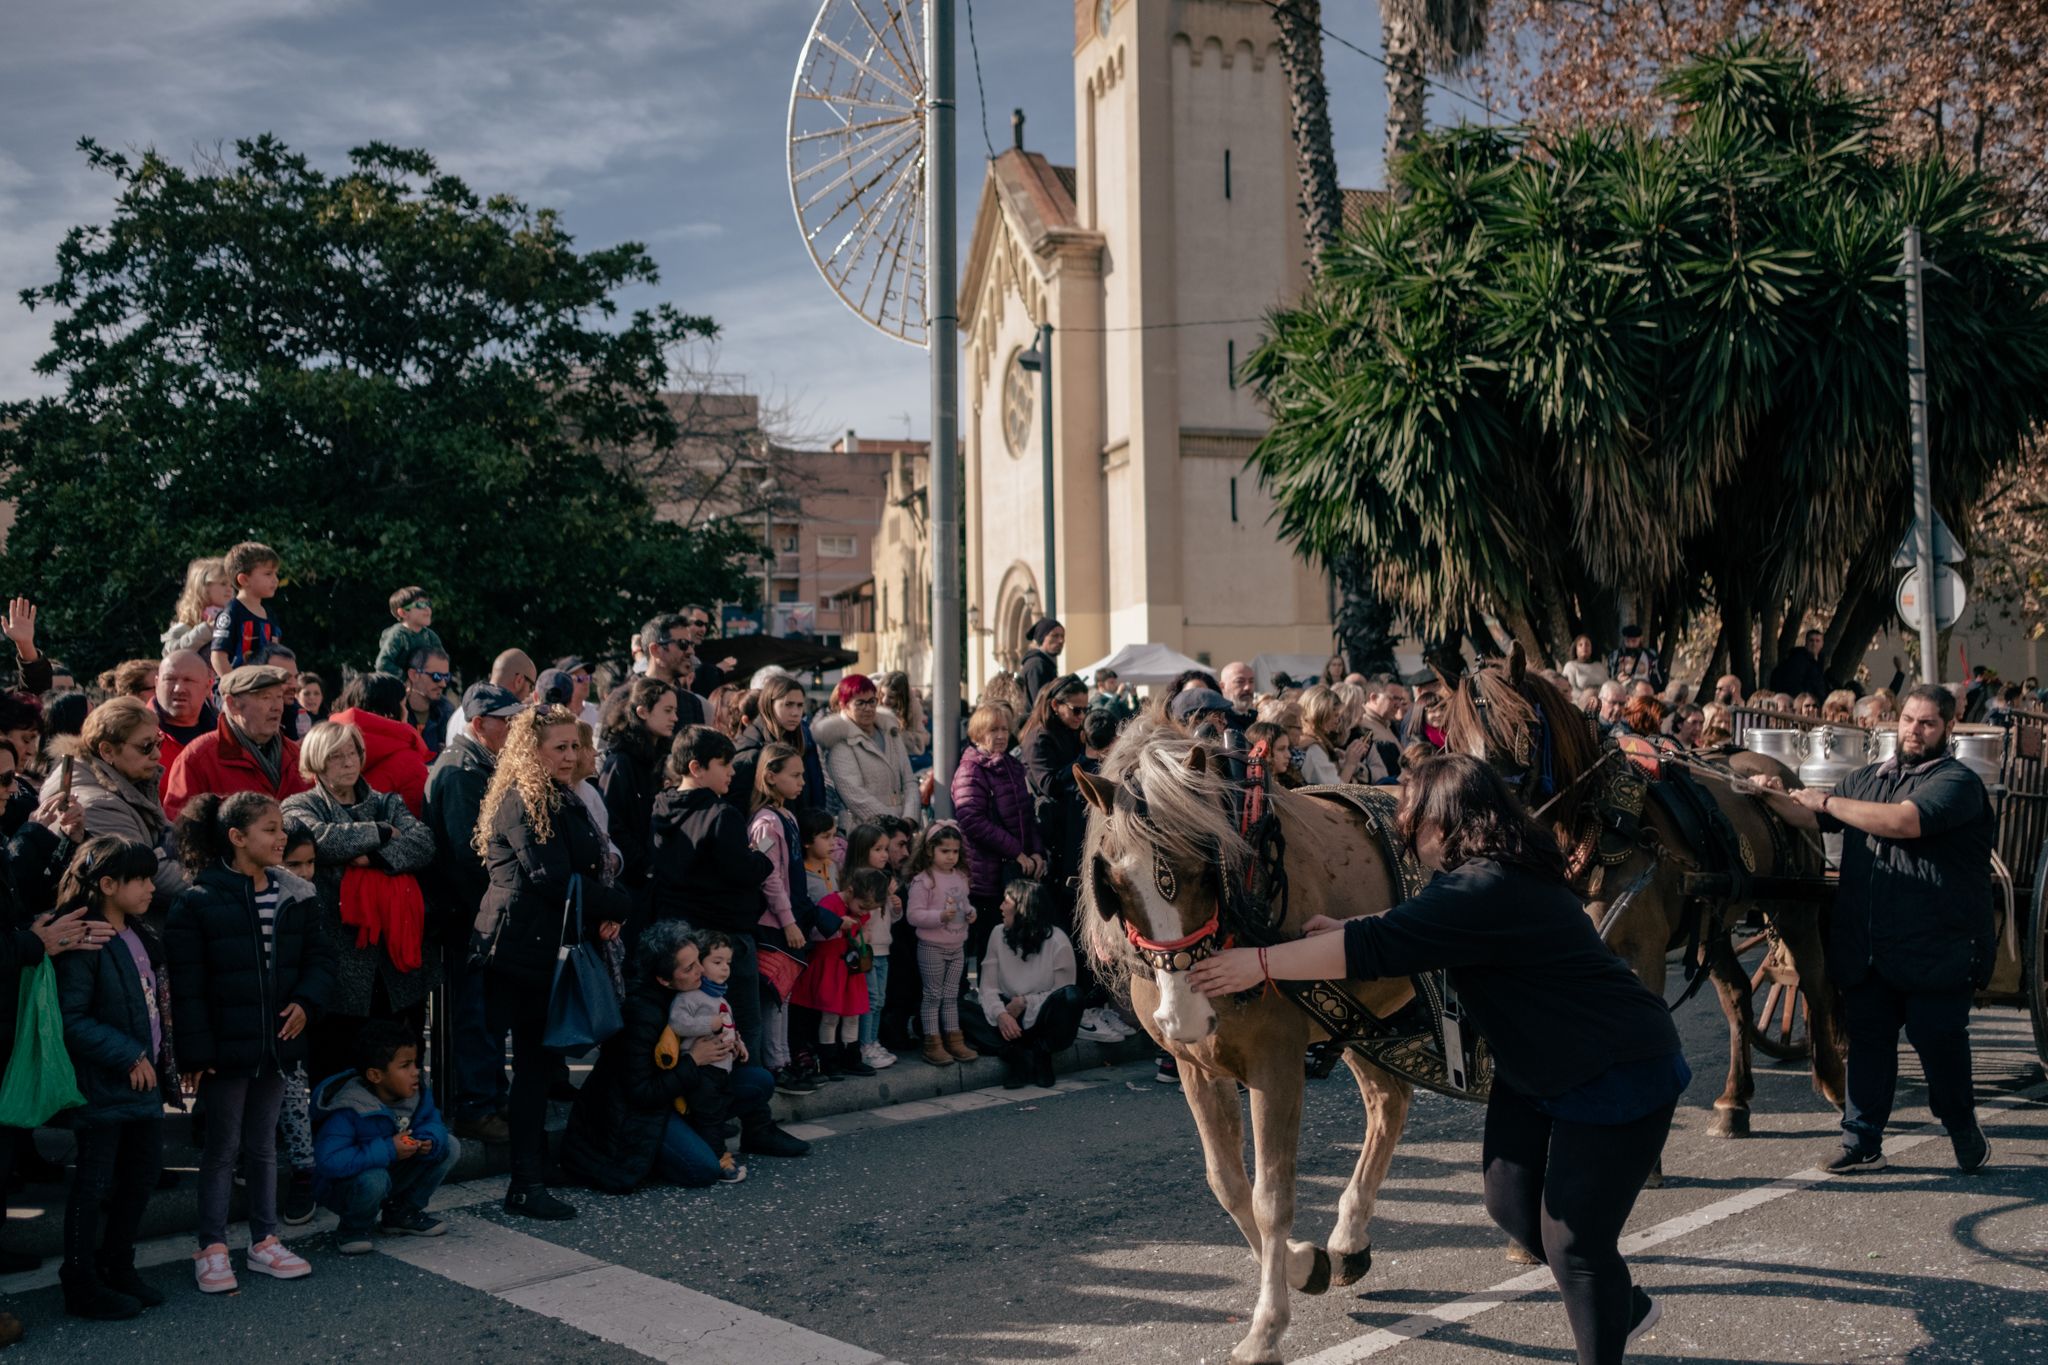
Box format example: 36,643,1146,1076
1126,911,1220,955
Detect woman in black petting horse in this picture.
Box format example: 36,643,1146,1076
1187,753,1687,1365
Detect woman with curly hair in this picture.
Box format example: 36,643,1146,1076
470,705,630,1222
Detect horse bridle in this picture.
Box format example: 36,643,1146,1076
1105,773,1286,976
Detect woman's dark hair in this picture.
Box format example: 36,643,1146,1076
844,822,888,874
0,691,43,735
355,1019,418,1075
634,917,697,984
283,823,317,857
1396,753,1565,881
1019,674,1087,744
55,836,160,914
1000,877,1054,956
44,691,90,738
1167,669,1221,697
174,791,282,870
337,671,407,721
603,677,675,760
1083,706,1121,752
665,724,736,782
797,805,837,844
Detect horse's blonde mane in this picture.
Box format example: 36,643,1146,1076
1081,717,1251,997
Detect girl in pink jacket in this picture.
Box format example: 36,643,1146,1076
904,822,978,1066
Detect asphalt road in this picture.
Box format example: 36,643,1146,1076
6,977,2045,1364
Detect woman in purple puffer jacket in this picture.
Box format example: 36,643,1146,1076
949,704,1045,968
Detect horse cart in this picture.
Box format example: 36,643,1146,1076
1722,706,2048,1074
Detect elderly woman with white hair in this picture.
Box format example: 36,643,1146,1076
281,720,439,1089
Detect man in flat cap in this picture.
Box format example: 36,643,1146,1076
161,663,311,821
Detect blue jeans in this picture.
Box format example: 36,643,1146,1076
859,959,890,1048
323,1136,463,1235
654,1065,774,1187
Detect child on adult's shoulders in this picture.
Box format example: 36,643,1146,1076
208,541,283,676
311,1020,461,1255
375,586,446,677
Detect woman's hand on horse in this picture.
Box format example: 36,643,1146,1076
1302,914,1345,937
1187,948,1263,998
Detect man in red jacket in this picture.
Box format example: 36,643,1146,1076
161,664,311,822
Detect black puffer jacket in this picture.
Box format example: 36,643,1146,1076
559,981,695,1192
166,864,335,1079
476,783,630,988
597,735,664,892
57,914,176,1125
649,787,770,935
1024,722,1087,883
424,734,495,929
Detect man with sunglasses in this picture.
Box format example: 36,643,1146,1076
678,604,738,698
553,656,602,727
404,647,457,755
443,648,539,747
632,613,709,726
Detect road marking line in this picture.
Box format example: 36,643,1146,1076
384,1214,891,1365
1293,1079,2048,1364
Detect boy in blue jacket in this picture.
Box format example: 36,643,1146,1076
313,1021,461,1254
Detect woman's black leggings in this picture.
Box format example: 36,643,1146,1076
1480,1082,1673,1365
484,973,553,1189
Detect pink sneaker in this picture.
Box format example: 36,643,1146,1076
194,1243,237,1294
244,1236,311,1280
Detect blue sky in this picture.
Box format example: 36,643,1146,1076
0,0,1471,443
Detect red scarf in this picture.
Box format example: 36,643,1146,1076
337,866,426,972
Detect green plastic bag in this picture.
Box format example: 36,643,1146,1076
0,957,84,1127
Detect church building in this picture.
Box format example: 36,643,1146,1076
959,0,1368,690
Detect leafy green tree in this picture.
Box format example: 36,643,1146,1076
1,136,756,679
1247,39,2048,691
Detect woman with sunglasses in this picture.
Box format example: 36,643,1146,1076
44,697,187,908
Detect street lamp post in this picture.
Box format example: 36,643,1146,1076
927,0,960,817
1018,323,1056,616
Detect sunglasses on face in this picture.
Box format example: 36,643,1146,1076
420,670,453,683
130,737,162,755
687,618,711,629
571,672,591,684
405,599,431,610
657,636,690,651
0,772,16,789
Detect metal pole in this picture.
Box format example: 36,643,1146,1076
763,499,775,631
1903,225,1941,684
1038,322,1056,617
927,0,960,816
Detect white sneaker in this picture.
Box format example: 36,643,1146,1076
1097,1010,1136,1039
1078,1008,1120,1043
244,1235,311,1280
860,1043,898,1070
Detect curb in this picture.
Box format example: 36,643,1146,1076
0,1029,1157,1264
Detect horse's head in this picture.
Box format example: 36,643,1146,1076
1441,643,1600,807
1074,722,1251,1044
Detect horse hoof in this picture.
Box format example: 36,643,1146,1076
1504,1240,1541,1266
1709,1107,1751,1139
1300,1247,1332,1296
1331,1246,1373,1286
1230,1341,1283,1365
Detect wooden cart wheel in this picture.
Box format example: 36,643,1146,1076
1734,927,1811,1062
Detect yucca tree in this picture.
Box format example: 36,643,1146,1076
1247,38,2048,690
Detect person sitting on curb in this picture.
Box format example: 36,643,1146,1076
312,1021,460,1253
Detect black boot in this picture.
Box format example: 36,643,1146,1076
1000,1047,1031,1090
1031,1045,1057,1088
815,1045,847,1081
838,1042,875,1077
97,1254,166,1309
60,1265,141,1322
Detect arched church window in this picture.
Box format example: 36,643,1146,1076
1001,347,1034,458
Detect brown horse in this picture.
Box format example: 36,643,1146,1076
1442,648,1846,1138
1075,719,1417,1365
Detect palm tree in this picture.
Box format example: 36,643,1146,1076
1382,1,1491,175
1270,0,1399,673
1247,39,2048,690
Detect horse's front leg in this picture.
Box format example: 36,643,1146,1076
1775,907,1846,1110
1326,1052,1412,1285
1180,1061,1259,1257
1705,928,1756,1138
1236,1057,1320,1365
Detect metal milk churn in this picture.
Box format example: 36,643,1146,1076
1799,726,1868,869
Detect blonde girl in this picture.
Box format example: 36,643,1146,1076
1297,685,1368,785
904,822,977,1066
749,743,811,1074
161,557,232,656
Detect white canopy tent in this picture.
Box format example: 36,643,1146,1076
1073,642,1210,687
